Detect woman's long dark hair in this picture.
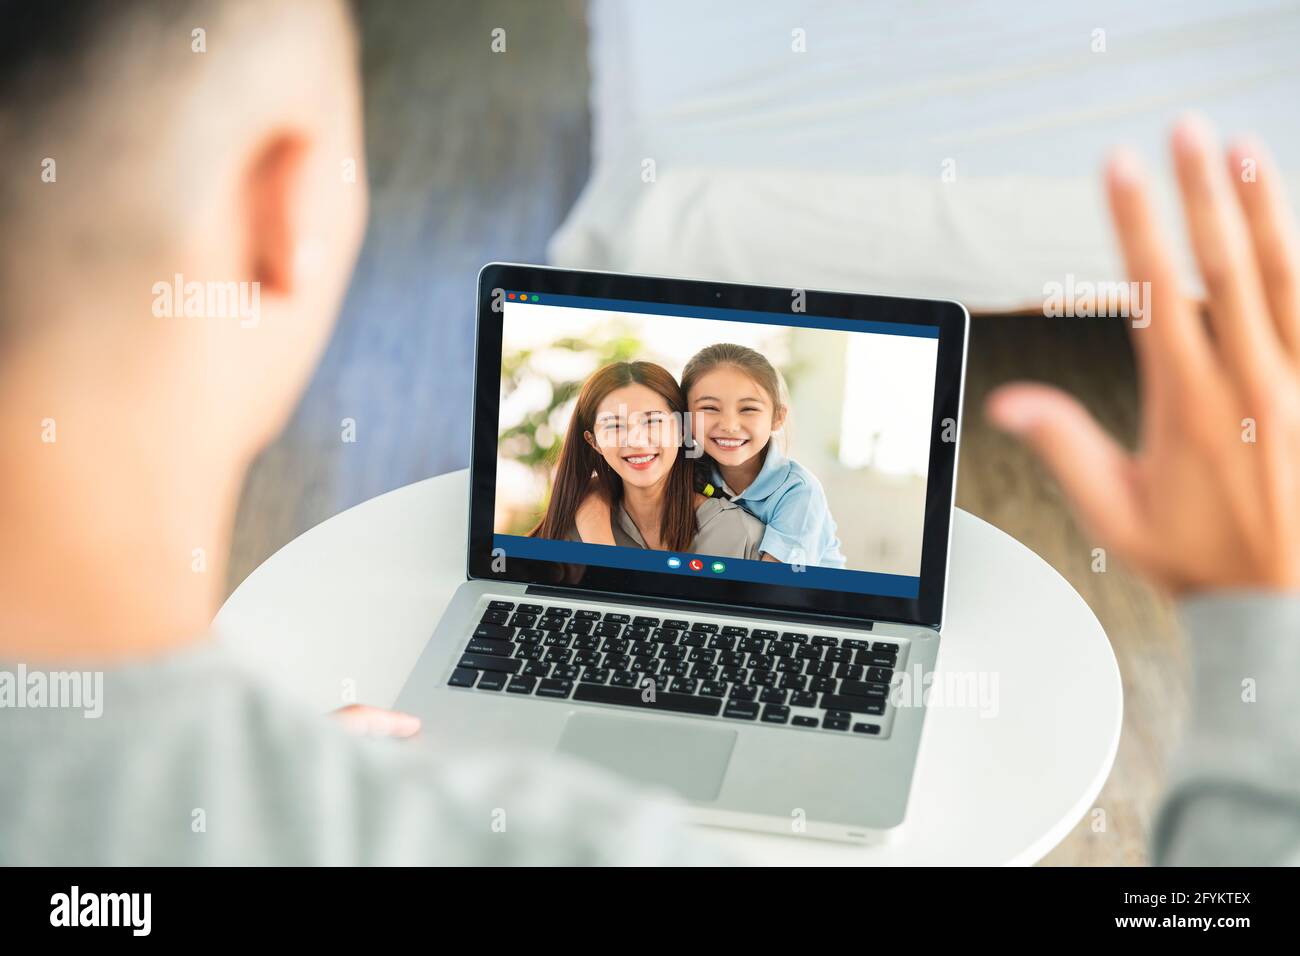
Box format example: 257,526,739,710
530,362,697,552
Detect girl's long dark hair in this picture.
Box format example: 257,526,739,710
530,362,697,552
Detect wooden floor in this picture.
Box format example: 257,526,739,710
227,0,1184,866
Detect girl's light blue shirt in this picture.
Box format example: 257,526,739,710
711,445,846,569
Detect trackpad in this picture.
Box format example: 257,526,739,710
557,713,736,802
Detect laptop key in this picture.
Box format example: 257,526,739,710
487,600,514,611
610,670,638,687
872,642,900,654
792,715,819,728
632,616,660,627
861,652,897,667
476,671,508,691
448,667,478,688
465,637,514,657
760,688,787,704
522,661,550,678
506,675,537,694
517,604,544,615
723,700,760,720
853,722,882,735
575,609,601,621
474,622,514,641
537,679,574,699
690,622,719,633
823,716,851,731
790,690,818,708
729,685,757,702
700,680,728,697
459,653,520,674
480,610,510,626
552,664,581,681
573,683,722,716
761,704,790,724
663,619,689,630
580,668,611,685
840,679,889,698
751,629,778,641
819,693,886,716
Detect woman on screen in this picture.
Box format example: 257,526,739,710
530,361,763,559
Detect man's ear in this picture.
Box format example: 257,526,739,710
244,132,310,294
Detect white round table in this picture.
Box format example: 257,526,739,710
215,469,1121,866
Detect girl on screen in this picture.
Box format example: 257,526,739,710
574,345,845,568
533,361,763,559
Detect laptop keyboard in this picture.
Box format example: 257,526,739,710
446,599,903,738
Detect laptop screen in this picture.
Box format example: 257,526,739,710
470,265,966,628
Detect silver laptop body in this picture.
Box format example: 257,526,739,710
396,264,968,843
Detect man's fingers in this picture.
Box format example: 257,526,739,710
332,705,422,738
1228,138,1300,361
1105,146,1213,392
1172,114,1284,384
986,383,1143,555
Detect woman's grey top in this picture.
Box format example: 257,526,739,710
610,496,765,561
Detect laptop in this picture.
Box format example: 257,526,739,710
396,263,968,843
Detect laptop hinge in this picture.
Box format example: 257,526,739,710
524,584,875,631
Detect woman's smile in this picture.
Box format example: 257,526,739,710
621,451,661,470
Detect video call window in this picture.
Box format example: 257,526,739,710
492,292,939,599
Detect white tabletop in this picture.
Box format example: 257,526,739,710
215,469,1121,866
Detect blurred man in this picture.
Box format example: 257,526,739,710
990,117,1300,865
0,0,710,865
